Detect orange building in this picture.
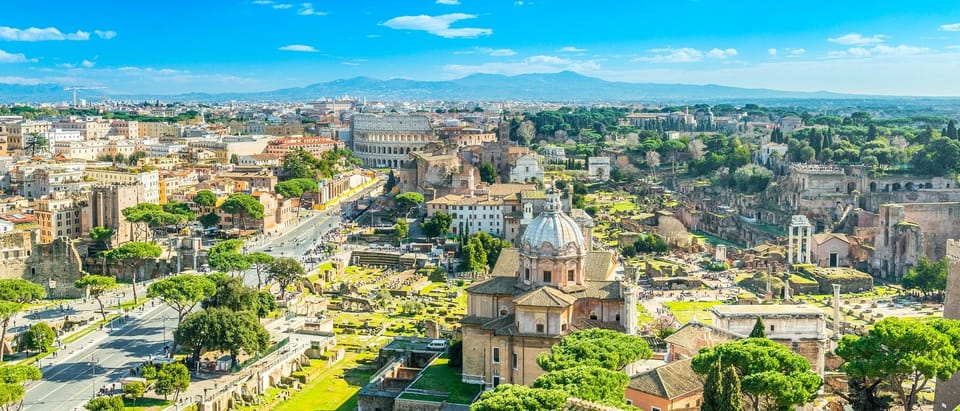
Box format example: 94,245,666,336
263,136,344,158
625,358,704,411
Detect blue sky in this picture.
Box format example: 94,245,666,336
2,0,960,96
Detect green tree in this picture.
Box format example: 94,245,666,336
836,318,960,411
192,190,218,207
246,252,275,288
220,193,265,232
84,395,124,411
901,256,948,299
21,322,55,353
423,211,453,237
0,279,46,362
478,162,497,184
89,226,116,274
532,365,628,405
749,317,766,338
123,381,146,405
206,239,251,276
471,232,510,268
147,274,217,325
537,329,652,372
163,201,196,222
0,365,41,411
470,384,567,411
122,203,188,238
175,307,270,368
384,170,398,192
395,219,409,240
447,338,463,368
74,275,118,323
459,236,487,273
282,148,317,179
395,192,424,214
154,363,190,401
702,359,744,411
267,257,306,299
199,212,220,228
202,273,261,313
692,338,822,411
274,178,318,199
106,241,162,304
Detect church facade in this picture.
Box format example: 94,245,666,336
460,189,637,387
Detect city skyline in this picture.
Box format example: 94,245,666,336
2,0,960,96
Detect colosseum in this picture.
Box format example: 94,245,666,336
350,114,436,168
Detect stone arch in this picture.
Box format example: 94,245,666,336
905,182,915,191
892,182,902,191
847,182,857,193
924,182,933,189
869,182,877,192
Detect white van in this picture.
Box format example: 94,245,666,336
427,339,448,350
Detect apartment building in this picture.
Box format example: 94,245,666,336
85,168,160,204
52,117,111,140
5,120,51,150
262,136,344,159
35,191,91,244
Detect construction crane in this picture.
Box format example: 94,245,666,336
64,86,106,107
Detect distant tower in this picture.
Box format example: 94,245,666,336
498,114,510,144
934,239,960,410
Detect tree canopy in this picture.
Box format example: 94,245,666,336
274,178,318,198
0,365,41,410
147,274,217,324
267,257,306,299
423,211,452,237
174,307,270,368
470,384,567,411
836,317,960,411
192,190,218,207
901,256,947,299
75,275,118,323
532,365,628,405
536,328,651,372
692,338,822,411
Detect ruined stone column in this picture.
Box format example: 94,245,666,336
805,225,814,264
832,284,842,338
788,226,795,265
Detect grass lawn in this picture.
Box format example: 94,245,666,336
274,352,375,411
663,301,723,325
123,397,173,411
401,356,481,404
637,303,654,327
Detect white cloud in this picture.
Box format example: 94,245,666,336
528,55,570,65
278,44,318,52
871,45,930,56
342,62,360,66
383,13,492,38
634,48,703,63
0,76,43,85
475,47,516,56
453,50,474,55
272,3,293,8
940,23,960,32
94,30,116,40
707,48,737,59
828,33,886,45
81,59,96,68
252,0,274,4
788,48,806,55
768,48,777,56
947,45,960,50
514,1,524,5
436,0,460,4
297,3,326,16
0,49,34,63
0,26,90,41
847,47,871,57
559,46,587,53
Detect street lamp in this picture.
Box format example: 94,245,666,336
90,355,100,398
161,315,170,356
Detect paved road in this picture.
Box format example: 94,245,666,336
22,303,177,411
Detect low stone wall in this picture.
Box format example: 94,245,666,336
802,266,874,294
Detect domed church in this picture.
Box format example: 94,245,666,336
460,188,638,388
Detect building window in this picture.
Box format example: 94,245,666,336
770,324,775,332
651,407,661,411
543,271,551,282
524,268,530,281
492,347,500,363
626,400,633,406
590,312,598,321
536,322,545,333
512,352,518,369
499,306,508,316
567,270,574,282
561,323,567,331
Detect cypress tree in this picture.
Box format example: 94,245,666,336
720,363,744,411
749,317,766,338
701,359,725,411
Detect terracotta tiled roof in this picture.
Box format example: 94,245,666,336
480,314,518,336
584,251,616,280
569,281,621,300
513,286,577,308
464,276,522,296
490,248,520,277
627,358,704,399
662,321,741,352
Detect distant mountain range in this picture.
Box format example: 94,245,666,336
0,71,932,103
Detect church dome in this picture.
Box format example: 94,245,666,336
520,188,584,254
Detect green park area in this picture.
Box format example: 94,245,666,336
268,352,376,411
398,355,482,404
663,301,723,324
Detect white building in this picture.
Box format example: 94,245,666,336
588,157,611,181
509,155,544,183
85,168,161,204
0,219,12,233
780,116,803,132
758,143,788,166
426,194,504,237
41,128,83,145
143,143,187,158
541,146,566,162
